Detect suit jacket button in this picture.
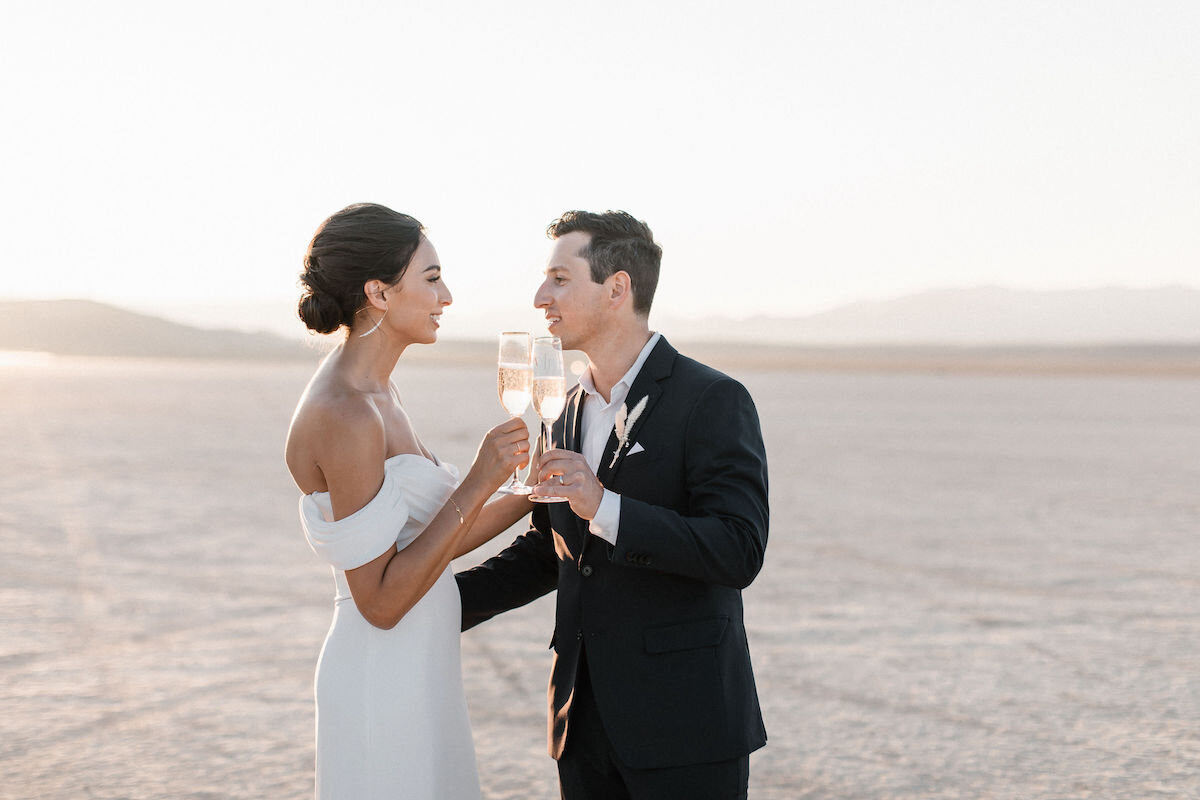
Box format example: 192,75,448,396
576,631,583,640
581,565,594,577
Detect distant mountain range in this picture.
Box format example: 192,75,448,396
0,299,311,359
660,286,1200,345
1,287,1197,361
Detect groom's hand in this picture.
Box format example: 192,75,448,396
533,449,604,520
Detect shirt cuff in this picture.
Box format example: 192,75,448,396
587,489,621,545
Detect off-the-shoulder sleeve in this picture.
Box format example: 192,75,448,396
299,470,411,571
438,462,460,483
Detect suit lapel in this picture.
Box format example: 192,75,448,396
596,337,677,486
561,384,585,454
559,337,678,562
551,384,591,554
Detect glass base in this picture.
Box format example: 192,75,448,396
529,495,567,503
498,483,533,496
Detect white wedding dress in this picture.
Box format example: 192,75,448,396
299,454,480,800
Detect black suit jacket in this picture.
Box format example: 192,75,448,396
456,337,769,770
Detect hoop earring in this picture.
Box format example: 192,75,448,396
358,307,387,338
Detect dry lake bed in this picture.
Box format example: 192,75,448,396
1,356,1198,798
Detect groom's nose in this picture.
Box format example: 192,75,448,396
534,280,551,308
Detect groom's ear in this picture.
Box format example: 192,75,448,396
606,270,631,309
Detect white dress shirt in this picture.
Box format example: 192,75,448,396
578,332,661,545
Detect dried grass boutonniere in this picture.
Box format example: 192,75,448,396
608,395,648,468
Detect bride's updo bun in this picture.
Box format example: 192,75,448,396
298,203,425,335
297,281,344,335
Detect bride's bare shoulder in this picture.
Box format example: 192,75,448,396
286,375,385,492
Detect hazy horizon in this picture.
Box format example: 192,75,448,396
4,283,1196,346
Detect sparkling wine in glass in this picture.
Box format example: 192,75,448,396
497,332,533,495
530,336,567,503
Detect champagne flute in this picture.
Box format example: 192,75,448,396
496,331,533,495
530,336,568,503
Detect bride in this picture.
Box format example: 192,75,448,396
285,203,533,799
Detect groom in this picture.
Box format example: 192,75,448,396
456,210,769,799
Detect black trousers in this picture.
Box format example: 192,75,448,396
557,648,750,800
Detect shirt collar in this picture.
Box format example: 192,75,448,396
579,332,662,406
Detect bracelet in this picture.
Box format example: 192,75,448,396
447,496,465,526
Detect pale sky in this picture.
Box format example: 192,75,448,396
2,1,1197,338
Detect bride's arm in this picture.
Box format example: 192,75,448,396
454,493,533,558
322,405,528,630
453,439,554,557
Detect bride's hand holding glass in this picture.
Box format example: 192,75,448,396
464,416,531,495
496,332,534,495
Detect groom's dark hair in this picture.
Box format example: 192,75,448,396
547,210,661,316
